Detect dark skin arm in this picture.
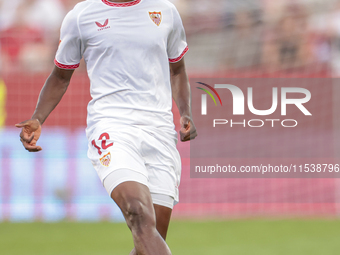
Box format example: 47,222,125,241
15,66,74,152
170,58,197,142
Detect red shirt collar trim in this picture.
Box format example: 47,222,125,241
102,0,141,7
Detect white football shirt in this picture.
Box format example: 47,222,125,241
55,0,188,139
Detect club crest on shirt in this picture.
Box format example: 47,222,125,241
100,152,111,167
149,12,162,26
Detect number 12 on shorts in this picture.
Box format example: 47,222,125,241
91,132,113,155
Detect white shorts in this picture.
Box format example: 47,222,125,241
103,169,175,209
87,125,181,208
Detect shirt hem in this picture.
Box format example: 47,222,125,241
54,59,80,69
169,46,189,63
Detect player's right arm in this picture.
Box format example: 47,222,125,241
16,66,74,152
16,6,82,152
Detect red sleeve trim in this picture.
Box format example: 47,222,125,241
54,59,80,69
169,46,189,63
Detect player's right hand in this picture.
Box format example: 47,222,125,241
15,119,42,152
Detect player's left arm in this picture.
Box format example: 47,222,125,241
170,58,197,142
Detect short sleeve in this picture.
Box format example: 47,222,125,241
54,10,82,69
167,7,188,63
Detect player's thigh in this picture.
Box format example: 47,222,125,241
105,170,173,239
154,204,172,240
111,180,156,226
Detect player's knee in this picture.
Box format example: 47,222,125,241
124,200,156,231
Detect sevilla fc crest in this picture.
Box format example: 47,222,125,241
100,152,111,167
149,12,162,26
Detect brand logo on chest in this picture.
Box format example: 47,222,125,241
95,19,110,31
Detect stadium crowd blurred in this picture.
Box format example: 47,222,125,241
0,0,340,75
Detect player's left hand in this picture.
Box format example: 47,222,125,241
179,115,197,142
15,119,42,152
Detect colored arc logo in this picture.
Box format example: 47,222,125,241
196,82,222,106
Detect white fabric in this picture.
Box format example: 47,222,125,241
151,193,175,209
103,169,149,197
55,0,188,140
103,169,175,209
88,125,181,204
